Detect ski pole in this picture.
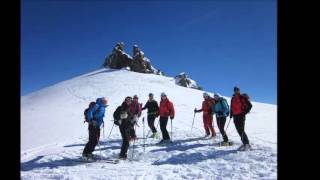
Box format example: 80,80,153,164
108,123,115,139
218,117,222,145
191,109,196,134
156,119,160,139
97,135,102,160
156,119,160,129
143,117,145,152
225,117,232,132
131,126,136,159
171,118,173,141
146,129,151,138
103,122,105,140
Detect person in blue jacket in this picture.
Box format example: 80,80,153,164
212,93,230,145
82,97,108,159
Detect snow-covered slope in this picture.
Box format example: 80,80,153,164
21,68,277,180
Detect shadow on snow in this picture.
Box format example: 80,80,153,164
152,149,238,165
21,156,86,171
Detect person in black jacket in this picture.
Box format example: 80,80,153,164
118,96,135,159
142,93,159,138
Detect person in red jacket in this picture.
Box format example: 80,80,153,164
158,92,175,143
129,95,142,141
195,92,216,138
230,86,252,151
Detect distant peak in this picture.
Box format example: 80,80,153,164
103,42,164,75
175,72,202,90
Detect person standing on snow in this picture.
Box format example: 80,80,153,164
129,95,142,141
158,92,175,143
82,97,108,160
194,92,216,138
213,93,230,145
118,96,135,159
142,93,159,138
230,86,252,151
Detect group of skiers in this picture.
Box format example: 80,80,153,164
194,86,252,149
82,86,252,160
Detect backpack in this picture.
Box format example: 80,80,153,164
84,102,96,122
113,106,122,126
221,98,230,116
240,93,252,114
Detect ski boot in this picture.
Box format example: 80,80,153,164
150,132,159,139
119,153,127,160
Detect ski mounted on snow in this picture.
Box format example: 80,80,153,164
79,155,120,164
155,139,173,146
78,158,120,164
237,144,253,151
212,141,234,147
79,158,120,164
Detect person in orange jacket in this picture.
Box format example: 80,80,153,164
195,92,216,138
158,92,175,144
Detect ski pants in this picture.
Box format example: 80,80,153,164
147,114,157,133
83,124,100,155
216,116,229,142
203,115,215,136
129,121,136,138
119,119,131,157
233,114,250,145
160,116,170,140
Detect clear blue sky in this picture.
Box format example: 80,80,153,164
21,0,277,104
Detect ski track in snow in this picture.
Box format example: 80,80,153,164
21,68,277,180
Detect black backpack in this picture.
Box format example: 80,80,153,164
84,102,96,123
240,93,252,114
113,106,122,126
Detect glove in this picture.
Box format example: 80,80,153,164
120,112,128,119
170,116,174,120
130,115,138,124
114,119,121,126
194,109,198,113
